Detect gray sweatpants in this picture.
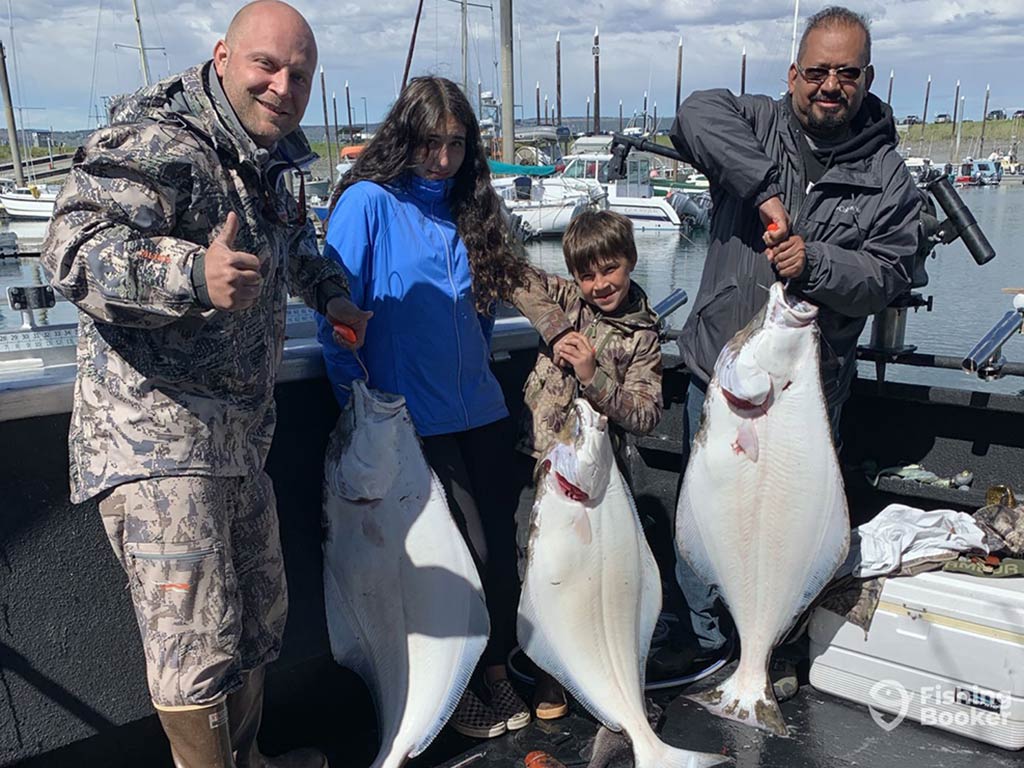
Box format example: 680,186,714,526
99,473,287,707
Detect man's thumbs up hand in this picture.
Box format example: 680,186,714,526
205,212,263,311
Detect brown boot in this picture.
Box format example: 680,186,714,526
228,666,329,768
156,699,234,768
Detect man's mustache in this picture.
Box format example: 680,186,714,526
811,93,848,106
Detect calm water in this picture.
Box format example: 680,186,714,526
3,183,1023,393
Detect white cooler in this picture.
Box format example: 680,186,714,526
809,569,1024,749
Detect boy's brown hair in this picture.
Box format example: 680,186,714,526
562,210,638,276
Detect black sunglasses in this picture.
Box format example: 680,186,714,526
796,63,867,85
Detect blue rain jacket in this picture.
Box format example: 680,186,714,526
317,175,508,436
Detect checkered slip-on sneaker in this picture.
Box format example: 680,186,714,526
487,678,531,731
770,657,799,702
451,688,507,739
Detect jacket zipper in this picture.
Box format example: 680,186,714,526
131,546,218,562
430,201,470,427
577,313,603,395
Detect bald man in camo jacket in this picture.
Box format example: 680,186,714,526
40,2,368,766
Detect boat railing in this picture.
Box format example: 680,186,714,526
0,287,702,423
0,299,544,423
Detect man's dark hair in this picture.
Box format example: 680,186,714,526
797,6,872,65
562,210,638,276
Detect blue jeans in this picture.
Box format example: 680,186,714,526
675,379,844,652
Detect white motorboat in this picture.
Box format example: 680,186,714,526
492,176,602,239
0,183,59,220
545,153,685,232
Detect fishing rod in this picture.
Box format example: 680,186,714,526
605,132,685,181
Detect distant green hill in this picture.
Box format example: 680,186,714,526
898,119,1022,146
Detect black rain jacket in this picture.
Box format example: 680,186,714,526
670,89,922,408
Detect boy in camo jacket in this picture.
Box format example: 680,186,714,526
513,209,663,720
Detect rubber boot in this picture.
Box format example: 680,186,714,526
156,698,234,768
228,666,329,768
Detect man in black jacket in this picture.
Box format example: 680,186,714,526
665,6,922,691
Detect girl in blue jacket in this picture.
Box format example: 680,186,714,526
317,77,570,740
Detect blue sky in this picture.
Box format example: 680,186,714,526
7,0,1023,132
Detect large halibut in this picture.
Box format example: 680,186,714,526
676,281,849,735
323,381,489,768
519,399,730,768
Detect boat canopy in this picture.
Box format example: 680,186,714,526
488,160,557,177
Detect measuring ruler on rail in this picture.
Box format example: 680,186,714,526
0,326,78,354
0,305,321,356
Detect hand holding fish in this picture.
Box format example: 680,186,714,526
758,196,790,247
325,297,373,350
766,235,807,279
554,331,597,385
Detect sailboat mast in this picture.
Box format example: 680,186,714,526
789,0,800,64
499,0,514,161
131,0,152,86
6,0,25,166
461,0,468,93
0,42,24,186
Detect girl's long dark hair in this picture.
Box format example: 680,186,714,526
327,76,526,314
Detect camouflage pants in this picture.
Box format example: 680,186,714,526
99,473,288,708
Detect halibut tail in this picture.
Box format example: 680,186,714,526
687,670,788,737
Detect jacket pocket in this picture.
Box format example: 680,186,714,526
802,197,865,248
682,281,740,378
693,280,739,343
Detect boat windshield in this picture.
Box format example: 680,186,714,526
563,158,608,182
627,158,650,184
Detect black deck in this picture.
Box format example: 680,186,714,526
20,653,1020,768
421,668,1022,768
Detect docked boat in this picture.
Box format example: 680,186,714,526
309,146,367,221
0,182,59,220
569,133,614,155
304,175,331,199
956,158,1002,187
547,152,686,232
652,170,710,198
491,175,600,238
508,125,569,167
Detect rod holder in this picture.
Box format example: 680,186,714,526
962,295,1024,380
652,288,688,342
7,285,55,330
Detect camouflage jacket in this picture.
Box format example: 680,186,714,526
517,275,663,458
42,62,350,503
